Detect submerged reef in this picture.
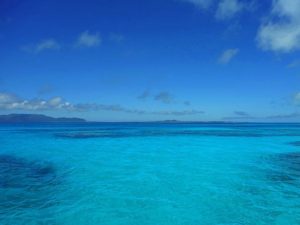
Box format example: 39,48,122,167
0,154,61,222
54,132,127,139
54,129,267,139
276,152,300,174
265,152,300,187
287,141,300,147
0,155,57,188
53,127,300,140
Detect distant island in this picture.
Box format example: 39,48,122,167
0,114,86,123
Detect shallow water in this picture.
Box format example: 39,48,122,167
0,123,300,225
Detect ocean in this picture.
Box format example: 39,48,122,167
0,122,299,225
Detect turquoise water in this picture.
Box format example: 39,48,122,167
0,123,299,225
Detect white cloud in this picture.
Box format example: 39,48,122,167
48,97,65,107
35,39,60,52
0,92,203,116
23,39,60,53
179,0,214,9
0,93,71,111
215,0,244,20
0,93,19,104
76,31,101,48
218,48,239,64
257,0,300,53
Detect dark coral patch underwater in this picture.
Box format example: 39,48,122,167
263,152,300,189
287,141,300,147
54,129,269,139
54,132,128,139
0,154,62,222
0,155,57,188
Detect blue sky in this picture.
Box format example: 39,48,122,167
0,0,300,121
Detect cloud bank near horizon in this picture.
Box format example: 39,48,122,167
0,92,204,116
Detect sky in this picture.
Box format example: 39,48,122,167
0,0,300,122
